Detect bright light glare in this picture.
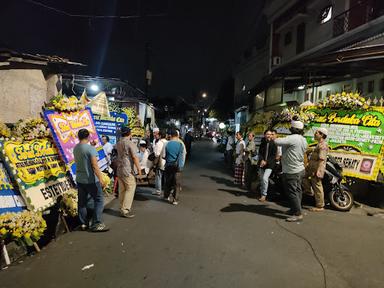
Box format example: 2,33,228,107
204,109,207,112
90,84,99,92
202,93,207,98
298,85,305,90
219,122,226,129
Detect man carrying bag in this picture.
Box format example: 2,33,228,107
163,129,186,205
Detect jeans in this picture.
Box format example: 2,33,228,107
118,174,137,214
259,168,273,196
164,166,182,201
155,169,164,192
282,170,305,215
77,182,104,227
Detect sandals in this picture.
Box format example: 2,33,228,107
90,223,110,232
309,207,324,212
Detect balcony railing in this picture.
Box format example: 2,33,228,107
333,0,384,37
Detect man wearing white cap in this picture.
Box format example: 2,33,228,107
137,140,150,175
274,120,308,222
303,127,329,212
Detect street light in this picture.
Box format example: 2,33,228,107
204,108,207,112
90,83,100,92
202,92,207,98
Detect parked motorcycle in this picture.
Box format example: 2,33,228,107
268,155,354,211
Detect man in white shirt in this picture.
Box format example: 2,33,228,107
274,120,308,222
102,135,114,175
152,130,167,196
234,131,246,187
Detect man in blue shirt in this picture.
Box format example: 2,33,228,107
73,129,108,232
163,129,186,205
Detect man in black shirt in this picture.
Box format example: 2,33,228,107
258,129,277,202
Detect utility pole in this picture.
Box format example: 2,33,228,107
144,42,152,102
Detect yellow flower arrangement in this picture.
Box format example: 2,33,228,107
0,120,11,138
48,93,85,112
0,211,47,246
13,118,51,141
59,189,78,217
319,91,369,110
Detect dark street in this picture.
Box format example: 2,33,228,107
2,140,384,288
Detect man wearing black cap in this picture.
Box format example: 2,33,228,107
116,126,141,218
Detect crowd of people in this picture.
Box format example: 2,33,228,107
72,127,189,232
226,120,329,222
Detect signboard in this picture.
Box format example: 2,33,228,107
0,160,26,214
43,108,108,180
0,139,73,211
93,112,129,144
304,107,384,181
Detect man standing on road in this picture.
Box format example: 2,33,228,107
74,129,109,232
116,126,141,218
234,131,246,187
258,129,277,202
225,131,235,166
244,132,257,191
152,130,167,196
274,120,307,222
303,128,329,212
184,129,194,160
163,129,186,205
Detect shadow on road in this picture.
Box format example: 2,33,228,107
200,174,238,188
220,203,287,219
218,188,257,199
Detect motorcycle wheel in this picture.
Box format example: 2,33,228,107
329,188,354,211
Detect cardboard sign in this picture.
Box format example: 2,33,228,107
0,160,26,214
0,139,72,211
43,108,108,180
305,107,384,181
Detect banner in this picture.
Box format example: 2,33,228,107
304,107,384,181
0,160,26,214
0,139,73,211
93,112,129,145
43,108,108,180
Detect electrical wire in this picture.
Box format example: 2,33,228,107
275,220,327,288
23,0,167,19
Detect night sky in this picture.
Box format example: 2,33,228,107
0,0,266,101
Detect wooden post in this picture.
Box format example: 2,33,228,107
1,240,11,266
33,242,41,253
60,214,70,233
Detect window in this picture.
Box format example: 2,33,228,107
368,80,375,93
357,82,363,93
296,23,305,54
320,6,332,24
318,90,323,100
284,32,292,46
380,79,384,91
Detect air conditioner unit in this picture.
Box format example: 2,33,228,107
272,56,281,66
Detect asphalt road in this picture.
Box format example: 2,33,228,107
2,140,384,288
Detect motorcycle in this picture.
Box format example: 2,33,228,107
268,155,354,211
322,155,354,211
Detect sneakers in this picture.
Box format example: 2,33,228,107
90,223,109,232
121,211,135,218
285,215,303,222
152,190,161,196
80,224,88,231
172,201,178,205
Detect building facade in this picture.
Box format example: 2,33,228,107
235,0,384,117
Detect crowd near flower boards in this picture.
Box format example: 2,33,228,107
246,92,384,183
0,92,145,259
